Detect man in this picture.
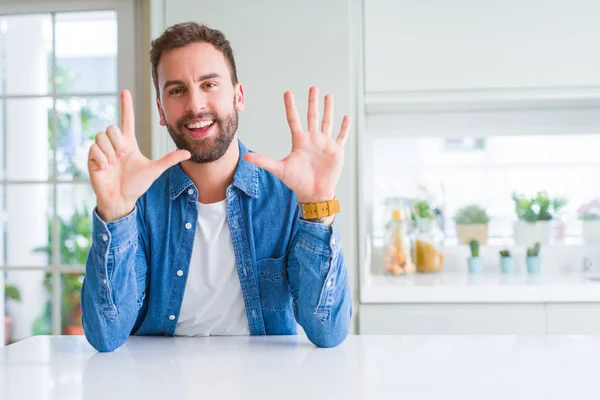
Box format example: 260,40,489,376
82,22,352,352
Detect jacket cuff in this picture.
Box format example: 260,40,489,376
296,217,341,257
92,207,137,251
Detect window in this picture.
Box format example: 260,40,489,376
1,1,134,346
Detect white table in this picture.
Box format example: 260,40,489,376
1,335,599,399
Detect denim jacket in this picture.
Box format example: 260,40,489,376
81,140,352,352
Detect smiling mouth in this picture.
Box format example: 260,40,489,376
184,120,215,138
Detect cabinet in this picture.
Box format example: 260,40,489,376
359,304,546,335
360,303,600,335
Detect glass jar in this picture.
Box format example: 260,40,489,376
384,208,416,275
412,218,445,273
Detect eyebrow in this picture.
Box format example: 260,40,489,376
163,73,222,92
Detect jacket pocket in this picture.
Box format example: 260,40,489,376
257,255,291,311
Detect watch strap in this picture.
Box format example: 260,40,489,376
298,199,340,219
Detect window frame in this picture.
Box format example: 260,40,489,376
0,0,136,339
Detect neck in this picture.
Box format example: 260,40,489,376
180,136,239,204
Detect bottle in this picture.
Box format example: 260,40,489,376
413,217,445,273
384,208,416,275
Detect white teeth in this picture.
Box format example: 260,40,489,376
186,120,214,129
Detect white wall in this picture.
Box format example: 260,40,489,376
154,0,360,332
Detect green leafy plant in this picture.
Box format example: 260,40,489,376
412,200,434,219
512,192,567,222
33,206,91,334
526,242,541,257
4,283,21,302
500,249,511,257
469,239,480,258
454,204,489,225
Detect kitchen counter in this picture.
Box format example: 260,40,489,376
2,335,600,399
361,272,600,303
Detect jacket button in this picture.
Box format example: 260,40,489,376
185,222,192,229
177,270,183,277
169,315,175,320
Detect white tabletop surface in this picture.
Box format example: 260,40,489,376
362,273,600,303
1,334,600,399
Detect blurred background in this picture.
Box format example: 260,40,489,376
1,0,600,346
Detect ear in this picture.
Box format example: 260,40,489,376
156,98,166,126
235,83,245,112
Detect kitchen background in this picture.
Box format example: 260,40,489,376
2,0,600,345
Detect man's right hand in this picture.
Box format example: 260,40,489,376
88,90,191,222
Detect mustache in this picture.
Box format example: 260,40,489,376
177,112,219,129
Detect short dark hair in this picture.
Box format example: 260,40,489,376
150,22,238,99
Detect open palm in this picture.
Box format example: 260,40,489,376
243,87,350,204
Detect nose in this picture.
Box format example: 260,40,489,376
185,86,207,115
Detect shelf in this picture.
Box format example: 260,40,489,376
361,272,600,304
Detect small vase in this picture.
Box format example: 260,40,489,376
500,256,515,274
468,257,482,274
526,256,541,274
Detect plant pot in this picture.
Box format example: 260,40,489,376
582,220,600,245
456,224,488,245
64,324,84,335
513,220,551,246
526,256,541,274
500,256,515,274
468,257,482,274
4,315,13,346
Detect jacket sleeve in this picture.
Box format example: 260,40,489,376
287,217,352,348
81,205,149,352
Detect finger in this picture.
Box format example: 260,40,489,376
335,115,351,146
105,125,126,158
284,91,303,136
88,143,109,171
321,94,334,135
307,86,319,132
150,149,191,178
243,153,284,181
121,89,135,137
94,131,118,165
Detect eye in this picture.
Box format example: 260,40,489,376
169,87,185,95
203,82,218,89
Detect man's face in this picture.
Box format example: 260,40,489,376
156,42,244,163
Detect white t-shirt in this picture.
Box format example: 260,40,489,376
174,199,250,336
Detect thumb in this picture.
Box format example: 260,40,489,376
151,149,191,177
243,152,284,180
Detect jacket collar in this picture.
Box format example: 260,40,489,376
168,139,259,200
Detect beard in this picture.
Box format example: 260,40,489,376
165,97,238,164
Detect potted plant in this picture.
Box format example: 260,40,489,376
467,239,482,273
499,249,515,274
33,206,91,335
454,204,489,245
512,192,567,245
578,199,600,245
4,282,21,345
526,242,541,274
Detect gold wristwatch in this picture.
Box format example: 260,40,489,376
298,198,340,220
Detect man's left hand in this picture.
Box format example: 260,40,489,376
243,86,351,208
